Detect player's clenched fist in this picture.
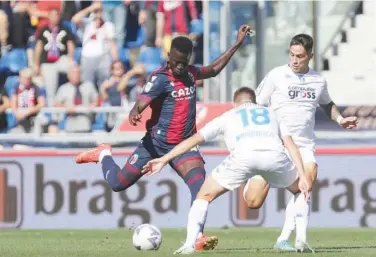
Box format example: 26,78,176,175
129,110,142,126
236,25,253,46
338,116,358,129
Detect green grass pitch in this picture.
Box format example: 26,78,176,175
0,228,375,257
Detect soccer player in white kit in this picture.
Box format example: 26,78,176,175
142,87,312,255
245,34,358,252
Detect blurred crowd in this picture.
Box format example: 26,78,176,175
0,0,204,134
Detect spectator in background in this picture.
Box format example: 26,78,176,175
54,64,98,133
0,0,12,55
31,0,63,37
10,68,45,133
72,1,118,87
101,0,127,48
34,8,75,105
100,61,145,131
0,86,10,133
10,1,35,48
138,1,158,47
155,0,199,58
62,1,92,21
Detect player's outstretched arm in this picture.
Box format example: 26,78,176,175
196,25,252,80
142,133,206,176
282,135,312,197
320,101,358,129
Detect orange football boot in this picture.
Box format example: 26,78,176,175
75,144,112,164
195,234,219,251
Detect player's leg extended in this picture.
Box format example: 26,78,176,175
75,137,156,191
174,174,228,255
171,152,218,251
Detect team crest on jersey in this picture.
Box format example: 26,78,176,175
188,72,194,82
151,76,157,82
129,154,138,165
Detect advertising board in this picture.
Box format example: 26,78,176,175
0,148,375,229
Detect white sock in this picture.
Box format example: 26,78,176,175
99,149,112,162
295,192,310,243
277,194,296,242
184,199,209,247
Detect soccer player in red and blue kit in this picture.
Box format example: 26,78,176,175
76,25,252,251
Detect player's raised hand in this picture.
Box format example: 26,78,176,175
236,25,253,46
129,111,142,126
142,158,167,176
339,116,358,129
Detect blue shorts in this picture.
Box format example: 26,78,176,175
126,133,204,173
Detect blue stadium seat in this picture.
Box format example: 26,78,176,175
190,19,204,35
6,112,17,130
125,27,145,49
118,48,130,69
137,47,165,74
74,47,82,64
4,76,19,130
63,20,77,35
4,76,19,96
92,112,105,131
0,48,28,75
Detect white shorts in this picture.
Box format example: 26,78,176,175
284,146,316,164
299,147,316,164
211,149,298,191
291,136,317,164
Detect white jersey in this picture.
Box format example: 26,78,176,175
256,65,332,147
199,103,289,153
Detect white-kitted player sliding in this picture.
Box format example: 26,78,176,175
248,33,358,252
141,87,312,255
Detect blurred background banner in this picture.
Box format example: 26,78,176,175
0,149,375,229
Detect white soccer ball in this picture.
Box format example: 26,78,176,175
132,224,162,251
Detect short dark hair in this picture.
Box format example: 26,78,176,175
233,87,256,103
290,34,314,53
171,36,193,55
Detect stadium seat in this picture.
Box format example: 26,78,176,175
0,48,28,75
4,76,19,96
92,112,106,131
137,47,164,75
125,27,145,49
6,112,17,130
118,48,130,69
74,47,82,64
63,20,77,35
190,19,204,35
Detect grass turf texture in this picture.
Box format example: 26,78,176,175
0,228,375,257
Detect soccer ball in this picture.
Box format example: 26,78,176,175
132,224,162,251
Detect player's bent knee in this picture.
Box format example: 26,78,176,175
245,198,264,209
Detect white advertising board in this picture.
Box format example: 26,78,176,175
0,148,375,229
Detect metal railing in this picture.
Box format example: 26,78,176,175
2,106,143,147
319,1,361,66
